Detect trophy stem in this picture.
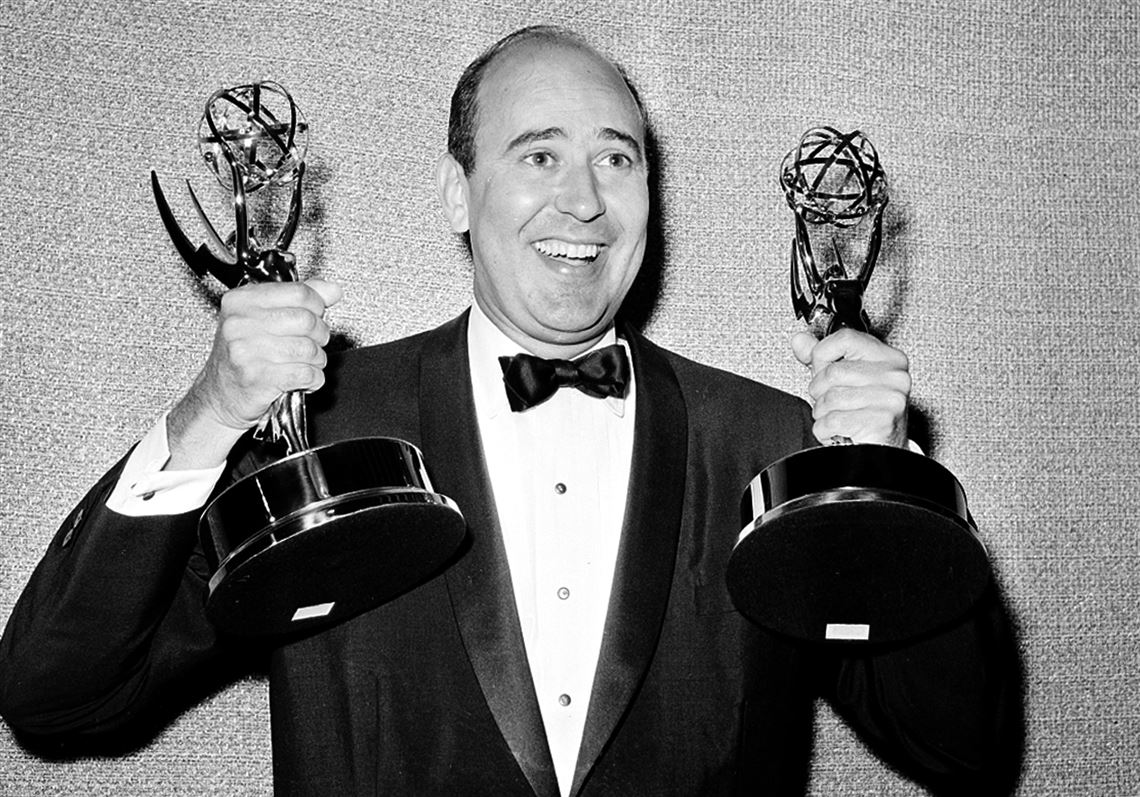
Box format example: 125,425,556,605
823,279,870,335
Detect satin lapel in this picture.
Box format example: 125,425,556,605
571,328,688,795
419,312,559,797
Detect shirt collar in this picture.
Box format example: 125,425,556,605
467,303,630,420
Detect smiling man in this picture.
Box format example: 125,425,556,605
437,33,649,359
0,26,1019,797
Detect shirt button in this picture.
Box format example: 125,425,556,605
558,694,572,707
557,587,570,600
554,482,567,495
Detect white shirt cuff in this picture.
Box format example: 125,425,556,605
105,412,226,517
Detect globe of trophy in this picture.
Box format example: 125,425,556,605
725,127,991,644
151,82,466,636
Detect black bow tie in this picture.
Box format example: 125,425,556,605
499,344,631,412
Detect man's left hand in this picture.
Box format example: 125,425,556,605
790,328,911,448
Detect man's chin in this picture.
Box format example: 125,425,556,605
523,313,617,355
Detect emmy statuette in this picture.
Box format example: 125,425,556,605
725,128,990,644
152,82,465,635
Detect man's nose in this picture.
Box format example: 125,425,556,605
554,163,605,221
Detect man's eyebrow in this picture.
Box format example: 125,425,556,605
504,126,644,161
600,127,644,161
506,127,566,152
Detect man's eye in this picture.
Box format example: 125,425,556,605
525,151,554,167
603,152,633,168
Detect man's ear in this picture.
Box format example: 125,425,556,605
435,153,470,233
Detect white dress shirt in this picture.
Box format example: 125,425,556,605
466,305,635,795
106,414,225,515
104,305,636,796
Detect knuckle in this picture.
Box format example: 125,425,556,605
299,364,324,389
226,337,252,364
897,370,913,395
270,281,305,301
217,313,243,340
285,364,307,386
275,364,303,391
292,337,319,360
272,306,312,330
812,418,829,440
293,306,319,331
243,361,273,390
822,360,846,383
314,320,332,346
219,288,243,314
886,391,908,415
814,383,845,412
807,373,826,401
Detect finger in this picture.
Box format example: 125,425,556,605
812,407,907,447
220,302,333,348
262,335,329,368
265,361,327,394
807,360,912,402
246,306,331,340
225,354,326,403
304,278,344,309
811,328,909,369
221,280,339,318
812,384,908,420
789,330,819,368
225,334,328,374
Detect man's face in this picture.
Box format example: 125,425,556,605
440,41,650,358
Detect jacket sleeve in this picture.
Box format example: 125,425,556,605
788,389,1024,794
818,588,1025,796
0,451,258,752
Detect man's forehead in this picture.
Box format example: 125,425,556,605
478,41,644,142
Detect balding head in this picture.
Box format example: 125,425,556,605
447,25,647,176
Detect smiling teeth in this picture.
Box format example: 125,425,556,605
534,239,601,260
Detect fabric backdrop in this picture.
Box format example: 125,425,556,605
2,1,1137,794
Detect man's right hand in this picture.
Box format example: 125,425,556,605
166,279,343,470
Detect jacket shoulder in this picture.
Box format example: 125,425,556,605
634,333,815,458
649,338,808,417
307,315,465,444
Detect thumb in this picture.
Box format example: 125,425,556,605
305,278,345,309
789,330,818,367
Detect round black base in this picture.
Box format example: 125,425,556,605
728,494,989,643
204,489,465,635
198,436,466,636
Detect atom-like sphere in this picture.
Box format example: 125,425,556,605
199,81,308,193
780,127,887,227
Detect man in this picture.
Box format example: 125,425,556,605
0,26,1018,796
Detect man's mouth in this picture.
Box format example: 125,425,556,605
533,238,602,263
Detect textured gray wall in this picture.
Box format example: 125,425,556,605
2,1,1137,794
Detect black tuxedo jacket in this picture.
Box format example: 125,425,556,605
0,313,1019,796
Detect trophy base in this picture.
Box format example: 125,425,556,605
727,445,990,644
200,437,465,636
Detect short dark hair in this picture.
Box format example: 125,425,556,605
447,25,649,175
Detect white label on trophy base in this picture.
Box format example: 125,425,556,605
825,623,870,641
292,602,336,622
